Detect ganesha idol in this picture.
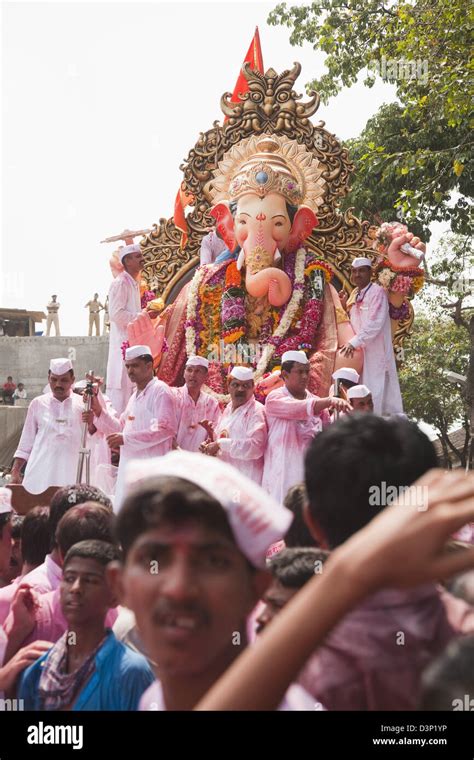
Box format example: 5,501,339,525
134,135,367,399
138,135,370,400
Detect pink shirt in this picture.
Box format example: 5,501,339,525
298,584,474,711
19,554,62,595
262,386,323,504
199,231,227,265
0,577,21,626
216,397,267,484
173,386,221,452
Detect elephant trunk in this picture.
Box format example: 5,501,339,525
244,244,292,307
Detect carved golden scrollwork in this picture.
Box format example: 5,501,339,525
142,62,413,348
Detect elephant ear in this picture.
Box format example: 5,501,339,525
210,202,236,252
286,206,319,253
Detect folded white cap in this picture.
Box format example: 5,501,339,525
119,243,141,262
125,345,152,361
347,384,371,399
186,356,209,369
49,358,73,376
351,257,372,269
124,451,293,568
332,367,360,384
281,350,309,365
229,366,254,382
0,488,13,515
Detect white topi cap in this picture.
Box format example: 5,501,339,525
49,358,73,376
186,356,209,370
347,384,371,399
125,345,152,361
0,488,13,515
124,451,293,568
281,350,309,365
229,366,254,382
119,243,141,262
332,367,360,384
351,257,372,269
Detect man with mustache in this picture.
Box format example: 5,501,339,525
108,451,313,710
11,358,89,493
89,345,177,511
200,366,267,485
262,350,351,503
172,356,220,452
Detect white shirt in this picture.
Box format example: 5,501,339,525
95,377,178,511
349,282,403,415
215,396,267,484
14,391,85,494
106,271,141,391
173,386,221,452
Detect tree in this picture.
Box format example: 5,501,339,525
399,316,470,468
339,103,471,238
268,0,473,233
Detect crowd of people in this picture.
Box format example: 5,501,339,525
0,417,473,713
1,243,473,716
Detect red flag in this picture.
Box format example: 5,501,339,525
229,27,264,106
173,30,263,246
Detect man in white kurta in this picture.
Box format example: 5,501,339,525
173,356,221,452
106,243,143,414
340,257,403,416
11,359,86,494
200,367,267,484
262,351,351,504
92,345,177,511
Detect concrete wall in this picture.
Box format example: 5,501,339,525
0,336,109,398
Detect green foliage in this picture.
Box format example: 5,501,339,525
269,0,473,233
400,316,468,428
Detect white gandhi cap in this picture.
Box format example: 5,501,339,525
281,350,309,365
49,358,73,375
124,451,293,568
119,243,141,262
332,367,360,384
347,384,371,399
229,366,254,381
125,345,152,360
351,257,372,269
186,356,209,369
0,488,12,515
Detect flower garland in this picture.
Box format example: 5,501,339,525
375,257,424,297
221,261,246,344
254,248,307,379
304,259,333,283
186,249,327,396
389,301,410,321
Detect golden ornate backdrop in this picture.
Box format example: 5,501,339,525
140,62,413,349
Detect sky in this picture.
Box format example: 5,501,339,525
1,0,448,337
